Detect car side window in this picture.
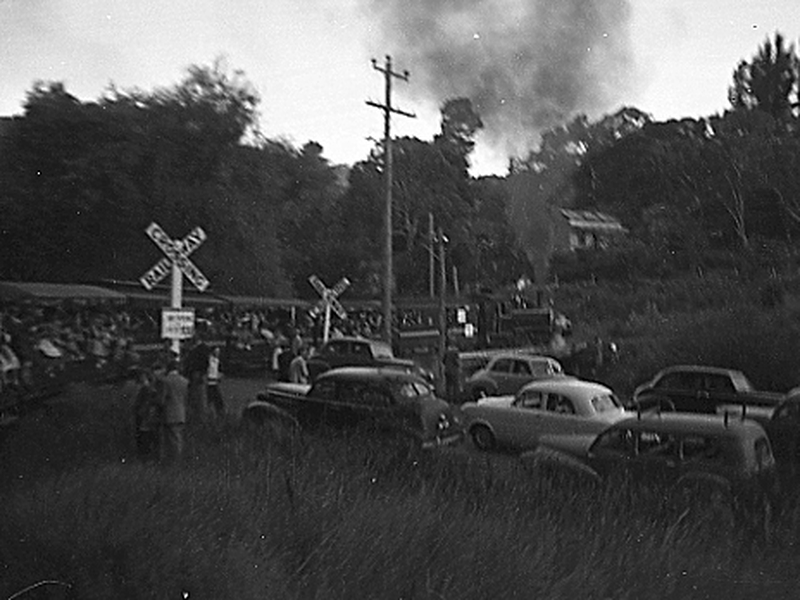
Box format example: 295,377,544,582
326,341,346,356
530,362,549,377
656,373,689,390
638,430,677,457
351,343,370,357
311,379,337,401
491,358,513,373
513,360,532,376
517,389,544,410
546,394,576,415
704,375,735,393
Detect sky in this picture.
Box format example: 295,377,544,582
1,0,799,176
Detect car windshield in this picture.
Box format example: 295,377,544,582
398,381,433,398
591,394,622,413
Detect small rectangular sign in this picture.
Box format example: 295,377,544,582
161,307,196,340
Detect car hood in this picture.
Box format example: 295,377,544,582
265,382,311,397
474,395,515,409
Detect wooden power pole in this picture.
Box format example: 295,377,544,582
367,55,415,344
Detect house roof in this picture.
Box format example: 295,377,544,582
560,209,627,233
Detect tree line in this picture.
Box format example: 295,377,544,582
2,34,800,297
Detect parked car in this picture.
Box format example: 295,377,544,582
462,378,630,452
307,337,431,382
244,366,463,449
525,413,778,504
632,365,783,414
463,353,565,401
717,389,800,478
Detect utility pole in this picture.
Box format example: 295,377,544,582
437,227,448,395
428,212,435,298
366,55,415,344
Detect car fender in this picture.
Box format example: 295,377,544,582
520,446,602,483
244,400,301,430
466,417,497,438
465,375,497,397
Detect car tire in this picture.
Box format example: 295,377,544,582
470,424,496,451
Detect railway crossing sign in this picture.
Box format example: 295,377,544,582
140,223,209,292
140,222,210,355
308,275,349,343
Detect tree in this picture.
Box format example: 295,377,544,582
729,32,800,122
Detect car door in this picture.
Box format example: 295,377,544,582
503,388,547,449
652,371,700,412
536,392,592,441
627,429,681,485
302,378,337,427
504,358,534,394
488,358,514,394
700,373,737,413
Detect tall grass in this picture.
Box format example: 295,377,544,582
3,382,800,598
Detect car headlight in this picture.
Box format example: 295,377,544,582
437,413,450,431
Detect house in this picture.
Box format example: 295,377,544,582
552,208,627,252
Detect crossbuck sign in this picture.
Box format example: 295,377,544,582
140,223,209,292
308,275,349,343
140,222,210,354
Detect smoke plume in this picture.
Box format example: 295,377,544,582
363,0,636,158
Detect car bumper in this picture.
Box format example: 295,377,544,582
421,430,465,450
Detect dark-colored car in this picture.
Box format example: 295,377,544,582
525,413,778,503
307,337,430,382
632,365,784,414
245,366,463,449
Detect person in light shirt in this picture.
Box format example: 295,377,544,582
206,346,224,417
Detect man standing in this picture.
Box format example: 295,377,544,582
185,334,210,421
158,355,188,464
206,346,224,417
289,346,310,384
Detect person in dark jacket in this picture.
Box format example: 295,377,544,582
133,366,161,462
158,356,188,464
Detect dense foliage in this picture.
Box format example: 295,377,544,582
3,34,800,296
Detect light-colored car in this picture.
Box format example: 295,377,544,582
463,353,565,401
462,378,630,452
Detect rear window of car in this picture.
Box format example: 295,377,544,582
591,394,621,413
371,342,394,359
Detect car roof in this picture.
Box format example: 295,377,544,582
520,377,612,395
489,353,556,362
611,413,766,439
317,365,424,384
655,365,745,377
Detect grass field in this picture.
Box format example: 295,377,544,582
2,378,800,599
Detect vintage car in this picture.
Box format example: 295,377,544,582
632,365,784,414
716,389,800,477
462,378,630,452
524,413,778,502
463,353,565,401
306,336,432,382
244,366,463,449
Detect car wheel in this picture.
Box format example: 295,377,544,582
470,424,496,451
